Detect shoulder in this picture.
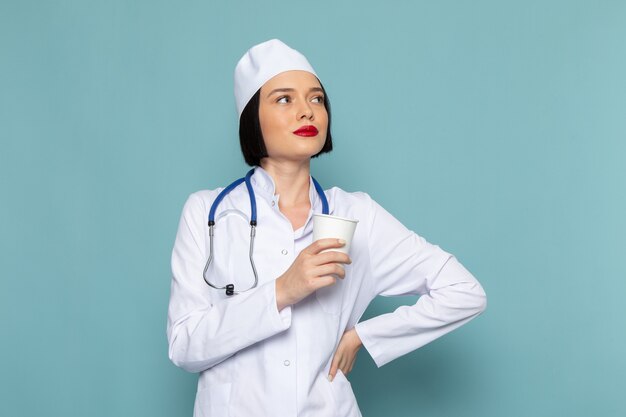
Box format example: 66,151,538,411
326,186,373,206
188,189,222,204
178,188,225,218
326,186,405,230
325,186,378,221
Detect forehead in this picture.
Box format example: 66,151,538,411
260,70,321,92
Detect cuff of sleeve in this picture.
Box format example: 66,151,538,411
265,279,292,328
265,280,291,329
236,279,292,345
354,319,387,368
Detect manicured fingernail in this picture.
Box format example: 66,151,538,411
338,239,346,245
328,374,333,382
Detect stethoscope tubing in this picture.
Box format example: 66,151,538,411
203,168,328,296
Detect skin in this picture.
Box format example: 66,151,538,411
257,70,362,383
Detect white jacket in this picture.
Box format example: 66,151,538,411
167,165,487,417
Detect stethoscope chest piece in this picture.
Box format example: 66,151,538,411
225,284,235,296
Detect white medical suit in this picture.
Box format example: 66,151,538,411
167,165,487,417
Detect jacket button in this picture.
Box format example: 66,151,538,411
284,360,290,366
271,201,275,206
281,249,288,255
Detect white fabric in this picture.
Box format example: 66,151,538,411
167,166,487,417
234,39,318,118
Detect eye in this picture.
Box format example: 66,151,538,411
311,95,324,103
276,96,290,104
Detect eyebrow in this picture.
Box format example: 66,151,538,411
266,87,324,98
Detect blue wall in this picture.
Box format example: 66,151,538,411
1,1,625,416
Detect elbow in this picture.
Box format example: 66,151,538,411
438,256,486,317
168,345,184,370
472,282,487,315
168,344,205,374
167,331,222,373
477,295,487,316
453,281,487,318
168,339,191,372
167,331,204,373
170,359,198,374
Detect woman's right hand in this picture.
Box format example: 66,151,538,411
275,238,352,311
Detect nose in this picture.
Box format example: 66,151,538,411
297,100,314,120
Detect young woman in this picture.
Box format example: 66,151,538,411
167,39,487,417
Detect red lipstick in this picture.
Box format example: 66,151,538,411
293,125,319,137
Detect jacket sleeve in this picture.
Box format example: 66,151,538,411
166,193,292,373
354,196,487,368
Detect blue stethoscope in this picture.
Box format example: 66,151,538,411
203,168,329,296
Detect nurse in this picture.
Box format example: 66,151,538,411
167,39,487,417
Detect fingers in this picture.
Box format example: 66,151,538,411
315,263,346,280
346,354,357,374
329,353,348,382
329,355,354,382
328,329,363,382
328,359,338,382
328,347,357,382
316,275,337,288
307,238,347,255
317,250,352,266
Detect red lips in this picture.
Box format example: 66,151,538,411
293,125,319,137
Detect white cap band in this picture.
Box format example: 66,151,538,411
234,39,318,119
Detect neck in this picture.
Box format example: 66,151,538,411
260,159,311,208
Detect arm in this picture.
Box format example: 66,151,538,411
354,196,487,368
166,193,292,373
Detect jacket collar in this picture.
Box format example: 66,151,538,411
250,165,322,211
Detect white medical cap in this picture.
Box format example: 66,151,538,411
234,39,318,118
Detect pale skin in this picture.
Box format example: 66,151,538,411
257,70,362,382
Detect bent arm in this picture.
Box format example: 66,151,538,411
166,193,292,373
354,197,487,368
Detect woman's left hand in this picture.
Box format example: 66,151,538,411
328,328,363,382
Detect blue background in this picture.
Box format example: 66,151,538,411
1,1,625,416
